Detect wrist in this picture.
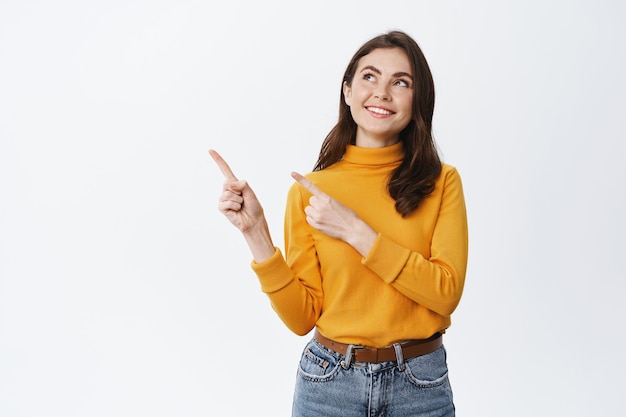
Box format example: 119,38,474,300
348,220,377,257
243,220,275,262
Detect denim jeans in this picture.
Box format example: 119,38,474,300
292,337,455,417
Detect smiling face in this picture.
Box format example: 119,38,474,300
343,47,414,148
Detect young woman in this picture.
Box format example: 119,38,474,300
210,30,468,417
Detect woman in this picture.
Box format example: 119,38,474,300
210,30,468,417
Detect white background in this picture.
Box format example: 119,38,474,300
1,1,625,416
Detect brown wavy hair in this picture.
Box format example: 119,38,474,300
313,30,441,217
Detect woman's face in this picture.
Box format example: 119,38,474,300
343,47,414,148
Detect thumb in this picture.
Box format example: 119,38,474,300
235,179,258,199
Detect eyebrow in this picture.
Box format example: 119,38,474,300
361,65,413,80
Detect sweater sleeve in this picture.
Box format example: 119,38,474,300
250,182,323,336
362,167,469,317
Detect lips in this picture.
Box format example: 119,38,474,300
366,106,394,115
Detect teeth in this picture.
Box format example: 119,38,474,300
368,107,392,115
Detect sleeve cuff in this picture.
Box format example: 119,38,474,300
362,234,411,284
250,247,295,293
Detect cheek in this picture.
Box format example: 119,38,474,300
400,96,414,114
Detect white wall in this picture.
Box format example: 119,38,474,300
1,1,624,415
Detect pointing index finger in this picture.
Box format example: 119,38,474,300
291,172,327,197
209,149,239,181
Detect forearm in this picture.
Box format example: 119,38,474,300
363,234,467,316
243,219,276,263
345,219,378,257
251,247,323,336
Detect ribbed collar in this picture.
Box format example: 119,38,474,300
342,141,405,166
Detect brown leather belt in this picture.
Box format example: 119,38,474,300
314,329,442,363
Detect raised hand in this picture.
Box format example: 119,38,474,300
209,149,276,262
209,149,265,234
291,172,377,257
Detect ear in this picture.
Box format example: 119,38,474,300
343,81,352,106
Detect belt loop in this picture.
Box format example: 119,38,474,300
342,344,355,369
393,343,405,371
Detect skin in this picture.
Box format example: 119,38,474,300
210,47,414,262
344,47,414,148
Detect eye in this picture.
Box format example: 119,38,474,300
394,79,410,88
362,72,376,82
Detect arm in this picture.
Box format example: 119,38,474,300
292,167,468,317
251,182,324,335
362,167,469,316
209,150,322,335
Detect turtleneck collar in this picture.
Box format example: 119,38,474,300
342,141,405,166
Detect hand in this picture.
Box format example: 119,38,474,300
291,172,377,256
209,149,265,234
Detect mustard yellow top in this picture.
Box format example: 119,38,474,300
251,141,468,347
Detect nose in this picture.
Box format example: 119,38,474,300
374,86,390,101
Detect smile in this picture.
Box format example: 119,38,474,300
366,106,394,115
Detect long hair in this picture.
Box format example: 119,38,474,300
313,30,441,217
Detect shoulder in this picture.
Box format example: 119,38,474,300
438,163,463,182
436,163,466,201
433,164,465,197
441,162,460,175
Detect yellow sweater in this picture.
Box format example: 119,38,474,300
251,142,468,347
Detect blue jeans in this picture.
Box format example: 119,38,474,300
292,337,455,417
